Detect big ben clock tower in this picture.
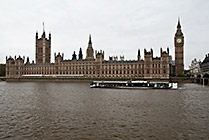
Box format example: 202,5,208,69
174,18,184,76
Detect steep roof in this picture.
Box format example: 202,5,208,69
202,54,209,64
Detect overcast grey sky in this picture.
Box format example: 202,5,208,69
1,0,209,68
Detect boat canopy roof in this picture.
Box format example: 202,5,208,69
131,81,147,83
92,81,127,84
92,80,148,84
149,81,169,84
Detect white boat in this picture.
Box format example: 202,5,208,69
90,80,178,89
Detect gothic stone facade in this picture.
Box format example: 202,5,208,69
36,31,51,64
201,53,209,74
6,48,169,79
6,20,185,79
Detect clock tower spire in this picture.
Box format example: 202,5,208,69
174,18,184,76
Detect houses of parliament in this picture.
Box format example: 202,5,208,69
6,19,184,79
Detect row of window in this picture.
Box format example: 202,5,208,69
23,69,168,75
25,64,167,71
8,66,168,75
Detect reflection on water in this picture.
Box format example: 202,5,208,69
0,82,209,140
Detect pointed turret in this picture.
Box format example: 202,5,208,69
42,22,45,38
89,34,92,44
177,18,181,29
137,49,141,60
72,51,77,60
36,31,38,39
175,18,183,36
86,34,94,59
49,32,51,39
26,57,30,64
79,48,83,60
42,31,45,38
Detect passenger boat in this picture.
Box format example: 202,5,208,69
90,80,178,89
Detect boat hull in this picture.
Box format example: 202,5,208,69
90,81,178,89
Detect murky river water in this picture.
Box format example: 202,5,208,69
0,82,208,140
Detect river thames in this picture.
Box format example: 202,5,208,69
0,81,208,140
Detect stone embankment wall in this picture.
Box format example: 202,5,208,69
195,78,209,86
4,77,195,83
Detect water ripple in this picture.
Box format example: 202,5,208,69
0,82,208,140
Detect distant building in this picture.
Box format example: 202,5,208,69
169,56,175,76
189,58,201,77
201,53,209,74
6,19,184,79
0,64,5,76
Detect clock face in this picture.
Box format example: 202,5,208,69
177,38,182,43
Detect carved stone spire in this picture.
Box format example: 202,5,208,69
86,34,94,59
79,48,83,60
177,18,181,29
